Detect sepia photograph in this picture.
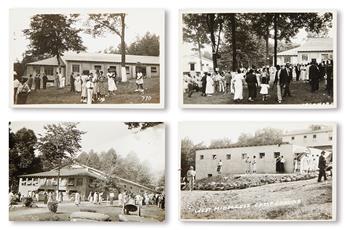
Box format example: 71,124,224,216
179,122,336,221
9,121,165,222
10,9,164,108
180,10,336,108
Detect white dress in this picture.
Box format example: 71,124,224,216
107,73,117,91
205,76,214,94
231,73,244,100
260,84,270,95
75,76,82,92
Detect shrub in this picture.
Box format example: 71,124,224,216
23,197,33,207
47,201,58,213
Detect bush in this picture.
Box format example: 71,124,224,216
23,197,33,207
47,201,58,213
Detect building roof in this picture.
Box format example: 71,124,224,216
196,142,290,151
298,37,333,52
283,127,333,136
277,37,333,56
26,56,65,66
19,162,156,193
277,47,299,56
27,52,160,66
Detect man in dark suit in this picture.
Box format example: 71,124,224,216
279,65,291,97
295,64,301,81
309,60,320,92
318,151,327,182
245,69,258,101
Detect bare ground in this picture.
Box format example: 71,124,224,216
181,178,333,220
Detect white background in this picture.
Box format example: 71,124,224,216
0,0,344,228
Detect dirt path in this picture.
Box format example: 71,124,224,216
181,178,333,220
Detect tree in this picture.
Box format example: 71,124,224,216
23,14,86,73
124,122,163,131
99,148,118,174
127,32,160,56
37,122,85,195
86,13,127,82
209,137,232,148
237,128,283,146
180,138,206,177
9,127,42,192
183,14,209,72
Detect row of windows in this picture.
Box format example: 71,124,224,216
33,66,54,75
21,177,84,186
199,152,281,160
72,65,157,74
290,135,332,141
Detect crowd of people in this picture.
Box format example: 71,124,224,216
183,59,334,103
13,68,146,104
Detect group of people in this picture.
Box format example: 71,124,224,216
183,59,334,103
118,190,165,213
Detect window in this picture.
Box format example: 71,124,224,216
151,66,157,73
94,65,102,71
130,186,133,189
329,136,333,141
284,56,291,63
200,155,204,160
108,66,117,73
242,153,247,159
291,136,295,140
212,154,217,160
72,64,80,73
190,63,195,71
126,66,130,74
76,178,83,186
274,152,280,158
68,178,75,186
302,54,308,61
226,154,231,160
207,174,213,177
123,184,127,188
33,66,41,74
260,152,265,159
313,134,317,139
21,179,26,186
45,66,54,75
27,178,32,185
304,135,307,139
33,178,38,186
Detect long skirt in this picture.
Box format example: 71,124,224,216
87,88,93,104
108,78,117,91
277,85,282,101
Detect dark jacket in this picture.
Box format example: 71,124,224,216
245,73,258,86
318,155,326,169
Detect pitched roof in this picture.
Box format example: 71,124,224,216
27,52,160,66
298,37,333,52
19,162,156,192
26,56,65,66
277,37,333,56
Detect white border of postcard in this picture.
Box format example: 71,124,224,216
179,9,337,109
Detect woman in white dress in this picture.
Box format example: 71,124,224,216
107,72,117,95
59,74,65,88
80,74,88,103
75,74,82,93
231,70,245,102
205,73,214,96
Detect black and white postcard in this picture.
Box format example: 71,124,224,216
180,122,336,221
10,9,165,108
9,121,165,222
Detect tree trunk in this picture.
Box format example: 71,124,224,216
265,26,270,66
120,14,127,82
57,53,61,74
231,14,236,71
207,14,218,70
198,42,203,73
273,13,278,67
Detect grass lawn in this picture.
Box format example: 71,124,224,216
181,178,333,220
184,80,333,105
9,202,165,222
22,77,160,105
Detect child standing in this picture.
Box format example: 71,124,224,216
86,74,94,104
260,77,270,101
135,71,144,93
